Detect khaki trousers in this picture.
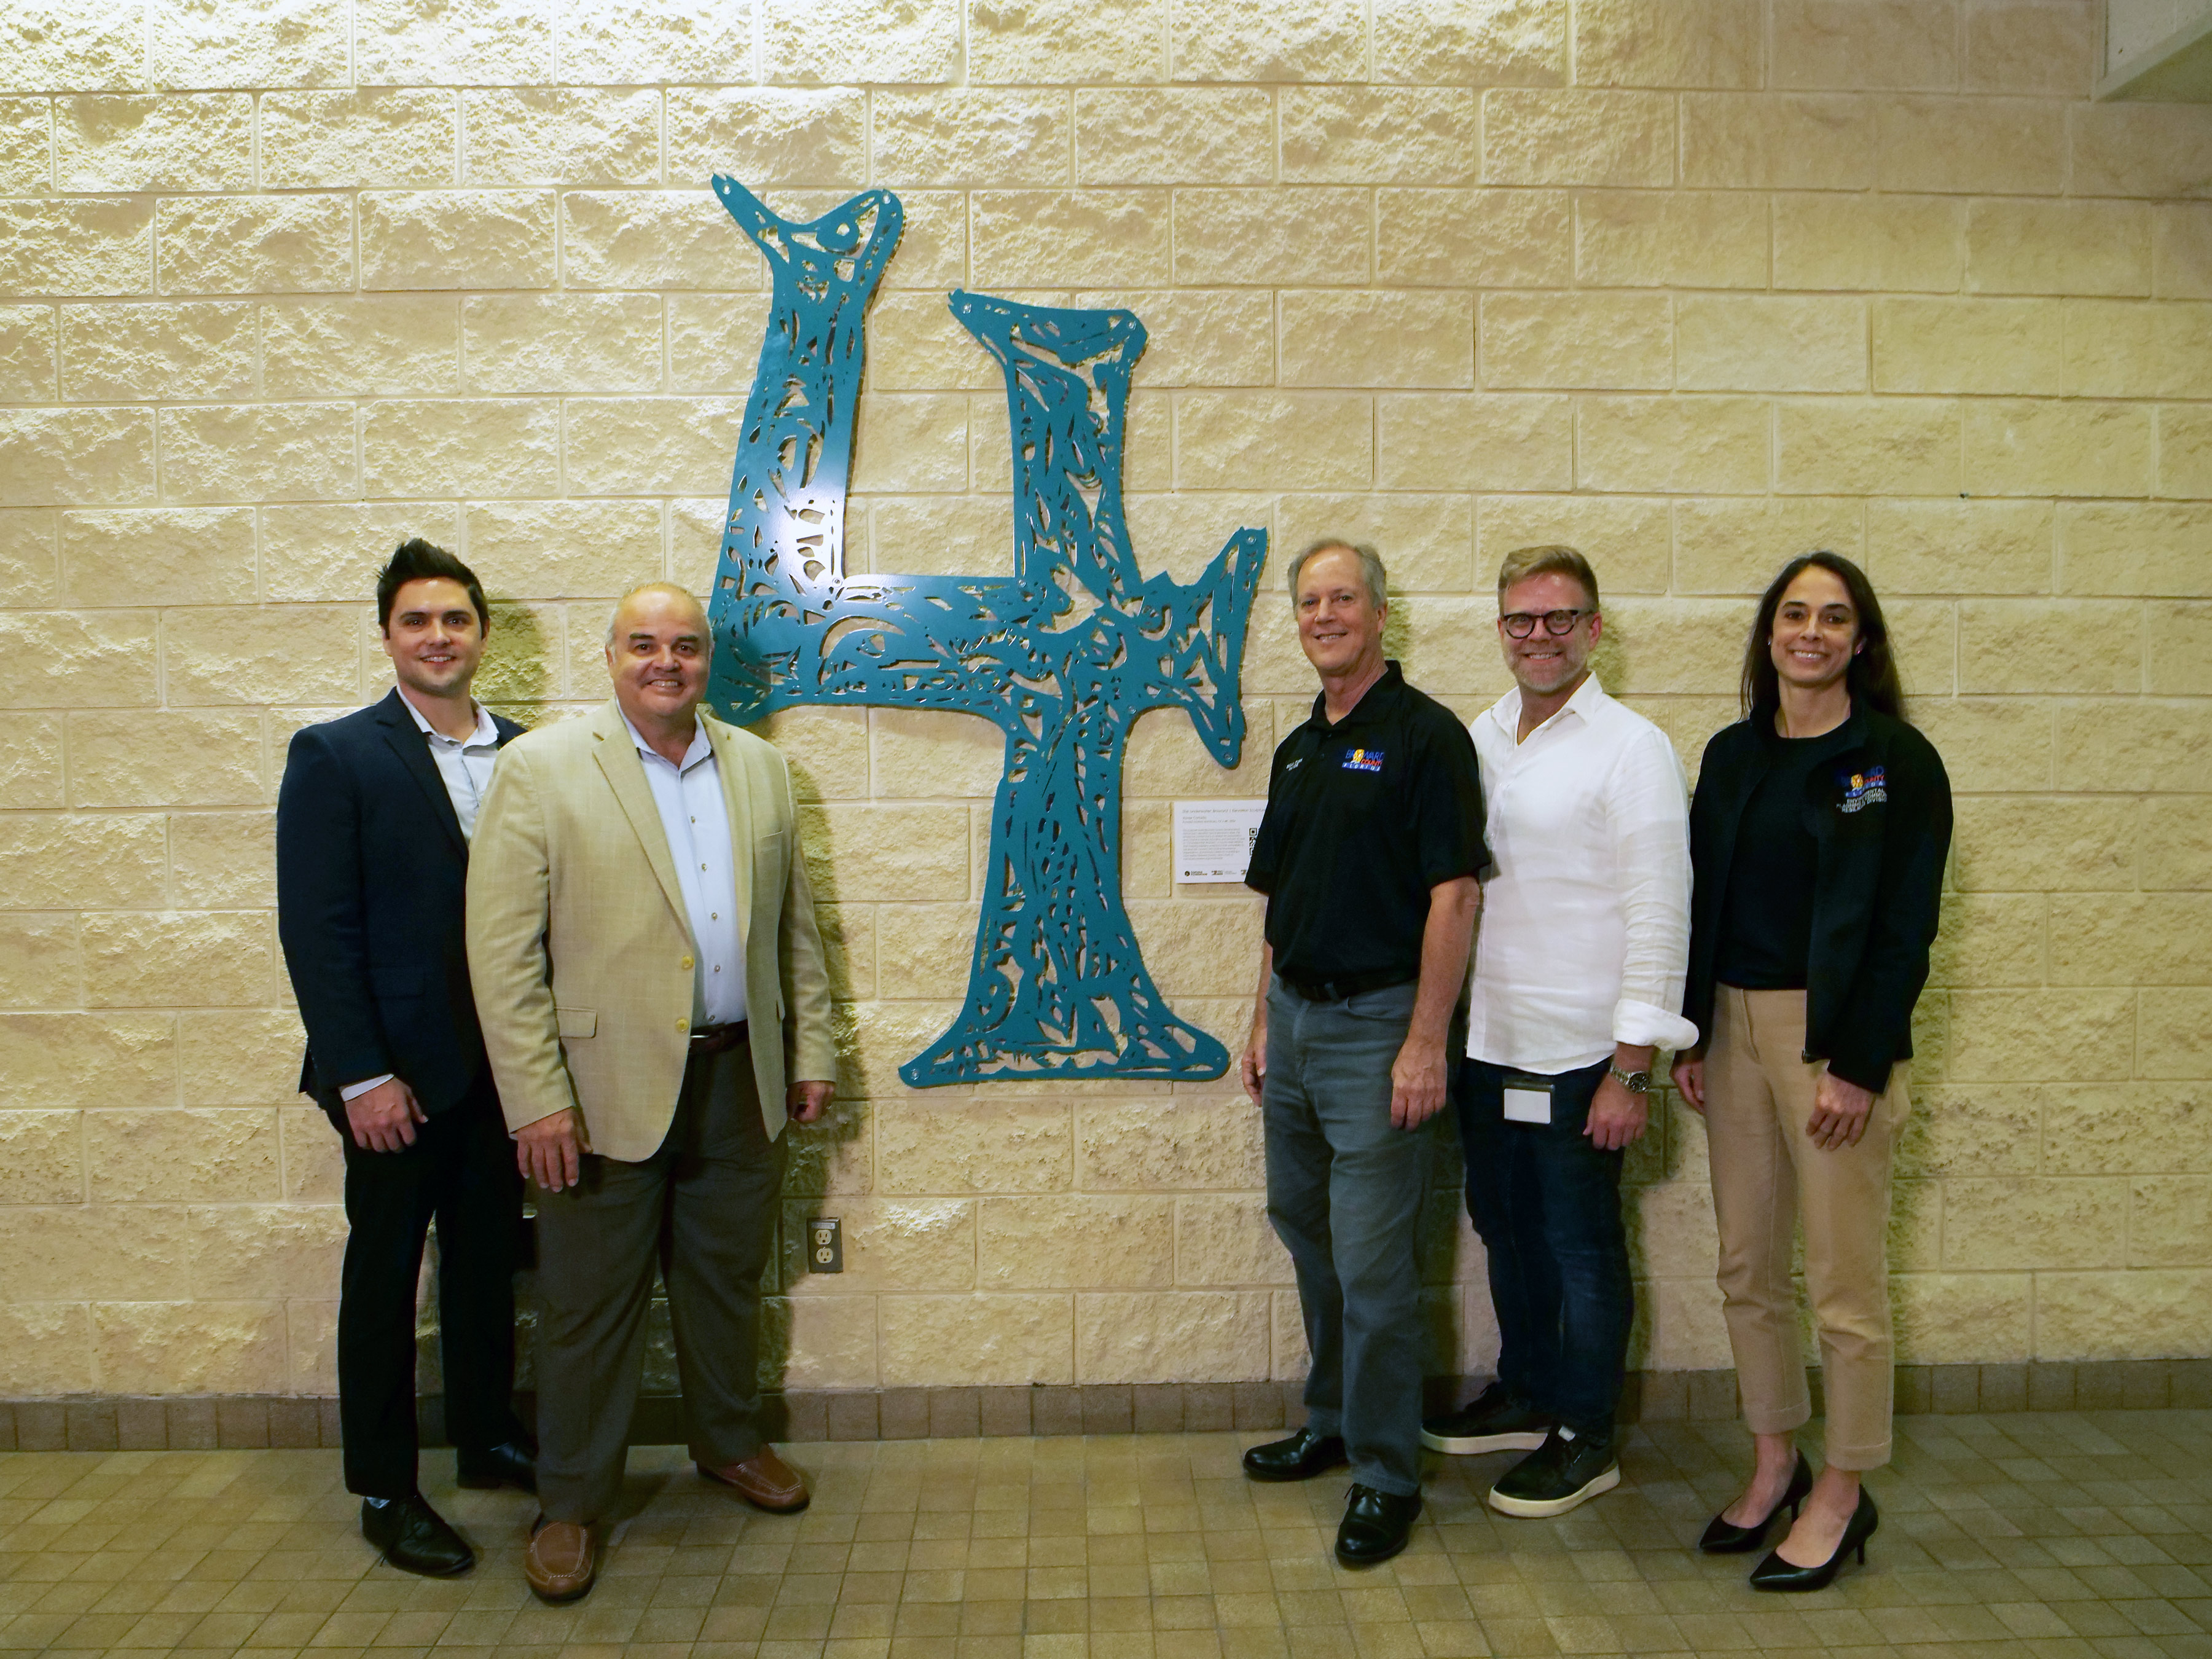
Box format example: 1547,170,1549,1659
531,1038,786,1523
1705,986,1910,1471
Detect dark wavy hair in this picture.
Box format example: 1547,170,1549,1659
1739,551,1905,723
376,538,488,632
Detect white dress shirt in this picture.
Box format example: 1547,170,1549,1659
339,688,501,1103
1464,673,1701,1075
623,713,749,1029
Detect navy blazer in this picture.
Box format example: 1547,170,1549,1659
276,689,525,1118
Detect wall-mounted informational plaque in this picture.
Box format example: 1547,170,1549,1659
1174,799,1269,885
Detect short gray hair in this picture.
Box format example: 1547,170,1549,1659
605,581,710,646
1287,539,1387,610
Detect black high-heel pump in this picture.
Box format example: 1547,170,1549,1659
1749,1486,1879,1592
1698,1452,1813,1555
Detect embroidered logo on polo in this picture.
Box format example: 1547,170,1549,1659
1838,766,1887,813
1343,747,1385,773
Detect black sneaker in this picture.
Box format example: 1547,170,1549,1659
1420,1382,1552,1456
1486,1425,1620,1518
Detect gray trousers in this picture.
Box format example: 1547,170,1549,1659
1262,976,1429,1497
532,1040,785,1523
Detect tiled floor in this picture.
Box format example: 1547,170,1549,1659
2,1411,2209,1659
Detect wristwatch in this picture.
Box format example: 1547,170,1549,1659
1608,1065,1651,1093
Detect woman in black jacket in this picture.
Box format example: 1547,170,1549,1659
1670,551,1951,1592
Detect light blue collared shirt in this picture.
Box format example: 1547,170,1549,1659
622,713,747,1028
398,687,500,841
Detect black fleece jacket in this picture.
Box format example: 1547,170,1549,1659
1683,703,1952,1093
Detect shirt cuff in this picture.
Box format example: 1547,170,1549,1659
1613,1000,1701,1054
338,1073,396,1102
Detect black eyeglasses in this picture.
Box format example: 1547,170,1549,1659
1499,609,1592,638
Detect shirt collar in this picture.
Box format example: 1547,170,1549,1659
621,710,713,771
1309,659,1406,732
1486,671,1607,742
396,686,496,748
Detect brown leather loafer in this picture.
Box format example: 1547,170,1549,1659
523,1515,598,1603
699,1445,810,1512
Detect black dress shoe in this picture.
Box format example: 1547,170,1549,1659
457,1438,538,1493
361,1493,474,1577
1335,1484,1421,1566
1241,1425,1349,1483
1751,1486,1879,1592
1700,1452,1813,1554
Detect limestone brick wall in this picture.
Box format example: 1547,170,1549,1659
1,0,2208,1402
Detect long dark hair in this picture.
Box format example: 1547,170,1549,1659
1739,551,1905,723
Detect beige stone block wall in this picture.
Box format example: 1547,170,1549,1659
0,0,2205,1398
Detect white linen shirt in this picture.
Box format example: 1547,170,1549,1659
1464,673,1700,1075
623,713,748,1029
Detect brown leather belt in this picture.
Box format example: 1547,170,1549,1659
689,1021,749,1056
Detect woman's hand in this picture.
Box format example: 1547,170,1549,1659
1806,1069,1877,1150
1670,1053,1706,1115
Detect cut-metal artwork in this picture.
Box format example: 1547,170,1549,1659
705,177,1268,1086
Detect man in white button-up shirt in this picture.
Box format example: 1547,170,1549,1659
1422,545,1700,1523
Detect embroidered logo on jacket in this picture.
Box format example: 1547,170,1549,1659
1838,766,1887,813
1343,747,1384,773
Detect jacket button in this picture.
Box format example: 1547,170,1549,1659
681,955,694,970
677,1018,689,1032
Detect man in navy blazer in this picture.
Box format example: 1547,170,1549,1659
277,539,535,1577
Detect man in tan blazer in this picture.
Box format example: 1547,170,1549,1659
468,582,836,1604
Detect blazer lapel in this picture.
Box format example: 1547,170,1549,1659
589,701,695,945
373,689,468,858
704,716,756,947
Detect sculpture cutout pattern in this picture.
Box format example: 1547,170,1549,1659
705,178,1269,1086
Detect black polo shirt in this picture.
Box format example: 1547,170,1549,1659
1245,660,1488,989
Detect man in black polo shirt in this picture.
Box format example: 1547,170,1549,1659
1238,539,1486,1566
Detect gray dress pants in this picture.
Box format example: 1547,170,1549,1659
532,1038,786,1524
1262,976,1430,1497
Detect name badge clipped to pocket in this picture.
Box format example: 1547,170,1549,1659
1501,1073,1553,1126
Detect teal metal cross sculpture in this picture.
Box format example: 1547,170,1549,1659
705,178,1269,1086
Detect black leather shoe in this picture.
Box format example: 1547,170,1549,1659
457,1438,538,1493
1241,1425,1348,1483
361,1493,474,1577
1751,1486,1880,1592
1335,1484,1421,1566
1700,1452,1813,1554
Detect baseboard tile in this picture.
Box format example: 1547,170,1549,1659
7,1359,2206,1451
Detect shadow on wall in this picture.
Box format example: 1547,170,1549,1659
474,599,554,723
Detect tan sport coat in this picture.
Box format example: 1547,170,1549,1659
466,700,837,1163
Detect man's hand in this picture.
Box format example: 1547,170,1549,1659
1806,1069,1877,1150
514,1107,589,1192
1240,1019,1267,1106
787,1078,834,1124
1583,1075,1649,1151
1390,1035,1450,1131
345,1077,426,1153
1670,1053,1706,1115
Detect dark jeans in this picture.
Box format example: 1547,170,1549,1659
337,1073,526,1499
531,1039,786,1524
1263,976,1429,1497
1456,1055,1632,1440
